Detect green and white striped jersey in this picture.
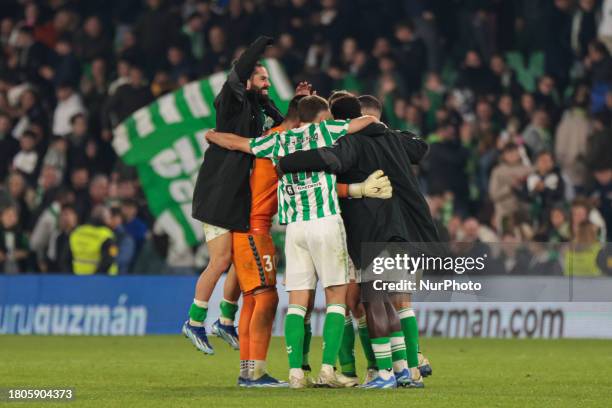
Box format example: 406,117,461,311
249,119,349,224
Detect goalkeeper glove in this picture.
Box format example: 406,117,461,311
348,170,393,199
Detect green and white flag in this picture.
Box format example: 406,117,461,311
112,59,293,246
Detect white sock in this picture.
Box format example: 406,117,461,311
393,359,408,373
379,368,393,380
252,360,266,380
189,319,204,327
289,368,304,379
220,317,234,325
240,360,249,379
321,364,335,376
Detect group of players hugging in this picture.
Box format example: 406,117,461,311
181,36,439,389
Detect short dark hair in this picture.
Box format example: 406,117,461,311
502,142,518,153
330,96,361,120
286,95,306,121
358,95,382,113
70,112,86,125
328,90,353,105
298,95,329,122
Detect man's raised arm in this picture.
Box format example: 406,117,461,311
234,36,273,81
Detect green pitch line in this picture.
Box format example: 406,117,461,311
1,336,611,408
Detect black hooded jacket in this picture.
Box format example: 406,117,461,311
278,123,440,268
192,36,283,231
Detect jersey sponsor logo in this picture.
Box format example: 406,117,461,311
285,181,322,196
285,133,319,148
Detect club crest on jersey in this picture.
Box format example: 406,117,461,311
263,115,275,132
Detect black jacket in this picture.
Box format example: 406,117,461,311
278,123,440,268
192,36,283,231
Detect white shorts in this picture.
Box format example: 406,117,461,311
284,215,350,291
202,222,230,242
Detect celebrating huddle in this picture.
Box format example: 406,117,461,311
182,37,438,389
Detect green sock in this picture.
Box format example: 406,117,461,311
219,298,239,323
338,315,356,376
357,316,377,368
399,308,419,368
189,299,208,323
303,319,312,366
321,304,346,366
370,337,392,371
390,330,408,373
285,305,306,369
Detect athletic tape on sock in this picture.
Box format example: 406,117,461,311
326,304,346,315
287,304,307,317
193,299,208,308
398,308,415,319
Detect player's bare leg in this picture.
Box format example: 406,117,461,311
184,231,238,354
211,265,241,350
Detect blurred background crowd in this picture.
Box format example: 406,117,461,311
1,0,612,275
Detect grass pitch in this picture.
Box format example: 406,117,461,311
1,336,611,408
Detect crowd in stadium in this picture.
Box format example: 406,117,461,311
0,0,611,275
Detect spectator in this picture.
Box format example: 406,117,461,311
102,64,153,132
0,113,19,181
73,16,112,63
554,85,592,189
200,25,231,74
41,35,81,87
86,174,110,219
12,130,39,184
42,136,68,180
523,151,565,229
108,207,136,274
70,167,90,221
522,109,552,158
47,204,78,273
181,12,205,61
30,188,74,272
0,206,31,273
52,83,86,137
489,143,531,232
67,205,117,275
392,20,427,95
423,121,470,214
121,199,148,253
589,167,612,241
133,0,181,72
0,172,31,227
545,205,572,243
153,213,195,275
570,197,607,243
565,221,602,276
